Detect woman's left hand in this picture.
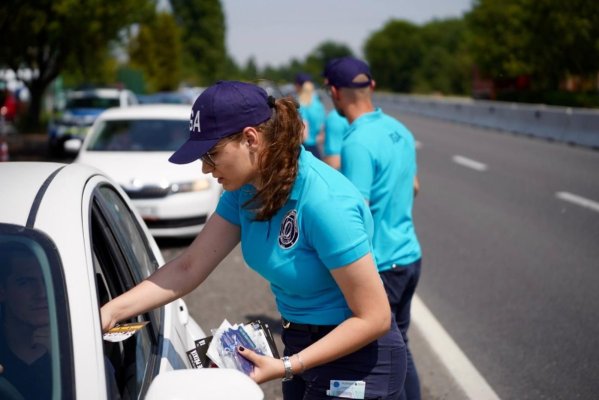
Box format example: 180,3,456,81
237,347,285,384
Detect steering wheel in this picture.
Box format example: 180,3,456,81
0,376,24,400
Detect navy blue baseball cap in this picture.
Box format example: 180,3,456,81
169,80,273,164
322,57,372,88
294,72,312,86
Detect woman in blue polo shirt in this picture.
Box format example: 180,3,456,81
101,81,406,399
295,73,326,159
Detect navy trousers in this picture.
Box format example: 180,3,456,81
281,318,406,400
379,259,422,400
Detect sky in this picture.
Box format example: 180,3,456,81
221,0,474,68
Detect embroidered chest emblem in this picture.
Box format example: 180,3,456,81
279,209,299,249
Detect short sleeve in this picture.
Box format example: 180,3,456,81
303,193,372,269
324,113,347,156
215,190,241,226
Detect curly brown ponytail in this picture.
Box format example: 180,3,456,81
243,96,303,221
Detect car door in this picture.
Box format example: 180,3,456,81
89,184,164,400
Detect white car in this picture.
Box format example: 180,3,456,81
0,162,263,400
69,104,221,238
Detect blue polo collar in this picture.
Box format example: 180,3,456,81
344,108,383,140
289,146,308,201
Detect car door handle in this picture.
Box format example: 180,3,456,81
176,299,190,325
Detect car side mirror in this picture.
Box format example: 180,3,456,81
145,369,264,400
64,138,82,154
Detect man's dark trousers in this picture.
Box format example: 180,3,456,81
380,258,422,400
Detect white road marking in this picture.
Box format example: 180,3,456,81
556,191,599,213
452,155,487,171
412,295,501,400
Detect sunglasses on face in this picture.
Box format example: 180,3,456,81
200,150,216,168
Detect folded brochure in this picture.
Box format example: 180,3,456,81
186,319,279,374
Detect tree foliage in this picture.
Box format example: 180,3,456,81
129,12,183,92
467,0,599,90
239,41,353,87
0,0,155,128
364,20,422,92
303,41,354,81
170,0,226,86
413,18,471,94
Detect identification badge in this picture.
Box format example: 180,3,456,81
326,380,366,399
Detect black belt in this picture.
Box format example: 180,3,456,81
282,319,337,333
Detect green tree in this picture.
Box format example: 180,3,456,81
170,0,226,86
525,0,599,89
466,0,534,81
467,0,599,90
364,20,422,92
0,0,155,129
413,18,471,95
129,12,183,92
303,41,354,81
242,57,259,81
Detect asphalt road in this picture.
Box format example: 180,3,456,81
378,104,599,400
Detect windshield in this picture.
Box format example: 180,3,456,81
0,226,72,400
87,119,189,152
66,96,120,109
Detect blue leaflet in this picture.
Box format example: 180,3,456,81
220,328,254,375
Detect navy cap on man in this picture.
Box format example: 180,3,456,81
323,57,372,88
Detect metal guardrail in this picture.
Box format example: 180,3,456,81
374,93,599,149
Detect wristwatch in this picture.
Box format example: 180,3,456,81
281,356,294,381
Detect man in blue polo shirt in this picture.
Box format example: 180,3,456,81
323,57,423,400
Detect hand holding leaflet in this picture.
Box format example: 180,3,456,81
194,319,278,375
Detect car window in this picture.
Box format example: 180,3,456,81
87,119,188,152
66,96,120,109
93,185,159,303
0,226,74,400
90,186,163,399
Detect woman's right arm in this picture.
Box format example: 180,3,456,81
101,213,240,331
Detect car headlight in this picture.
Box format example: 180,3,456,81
171,179,211,193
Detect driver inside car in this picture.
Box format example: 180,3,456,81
0,241,51,400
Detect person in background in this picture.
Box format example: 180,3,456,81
323,57,423,400
0,86,18,123
322,108,349,170
100,80,407,399
0,242,52,400
294,73,326,159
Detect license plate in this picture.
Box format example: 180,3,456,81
137,206,158,218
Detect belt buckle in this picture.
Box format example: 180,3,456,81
282,319,291,329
